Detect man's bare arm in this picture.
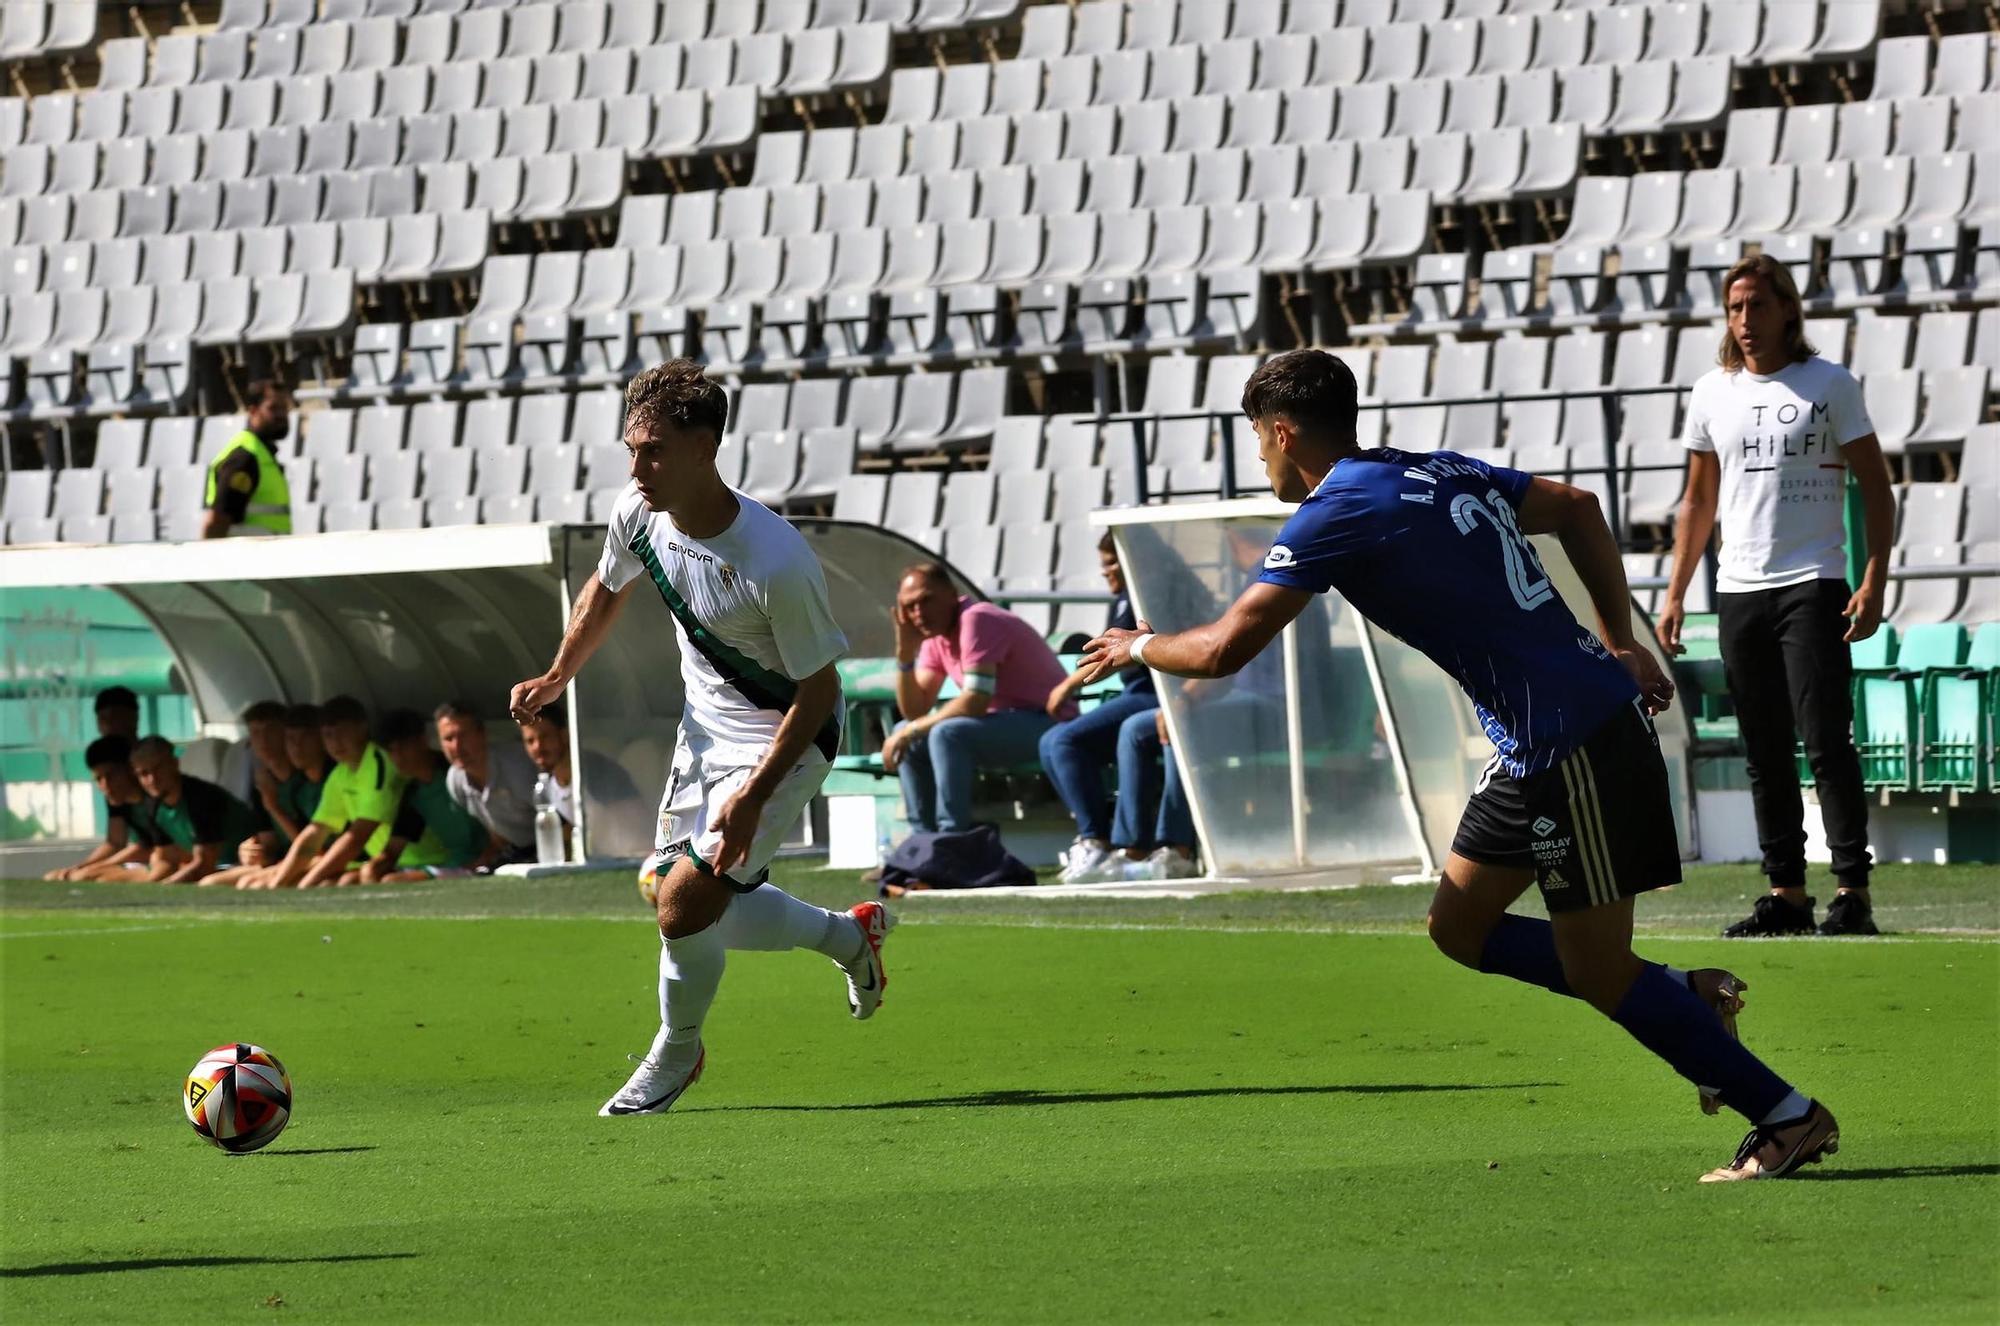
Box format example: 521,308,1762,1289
1079,583,1313,683
165,844,220,884
299,823,374,889
1656,451,1719,656
510,573,636,721
1516,477,1675,714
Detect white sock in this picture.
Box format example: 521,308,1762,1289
646,922,725,1073
717,884,864,964
1757,1089,1811,1128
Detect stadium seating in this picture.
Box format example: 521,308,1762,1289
0,0,1993,640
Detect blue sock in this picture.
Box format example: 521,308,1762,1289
1611,963,1794,1123
1477,914,1575,998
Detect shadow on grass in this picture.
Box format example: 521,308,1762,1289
262,1146,377,1157
696,1082,1557,1113
1801,1163,2000,1182
2,1253,417,1279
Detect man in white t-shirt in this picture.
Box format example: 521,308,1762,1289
509,359,896,1117
436,700,539,867
1657,254,1895,939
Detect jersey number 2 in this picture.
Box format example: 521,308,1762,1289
1449,490,1555,612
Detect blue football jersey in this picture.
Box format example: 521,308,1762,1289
1257,449,1639,776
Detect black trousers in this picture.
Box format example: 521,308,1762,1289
1716,578,1873,890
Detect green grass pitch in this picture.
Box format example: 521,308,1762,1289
3,864,1996,1323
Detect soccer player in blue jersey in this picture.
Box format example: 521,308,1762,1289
1080,349,1839,1182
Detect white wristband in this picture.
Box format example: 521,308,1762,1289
1128,633,1157,667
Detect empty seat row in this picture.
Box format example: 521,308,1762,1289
94,10,890,99
2,270,355,363
2,100,744,196
1559,155,1999,250
2,155,622,244
1721,96,2000,171
1402,223,2000,343
1018,0,1850,70
863,62,1716,186
1,42,796,152
0,0,95,63
1,214,488,300
1870,32,2000,102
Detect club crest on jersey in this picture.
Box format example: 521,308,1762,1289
1264,545,1296,570
719,563,738,591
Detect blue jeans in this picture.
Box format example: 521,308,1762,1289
1038,690,1161,843
1115,706,1197,851
897,711,1054,833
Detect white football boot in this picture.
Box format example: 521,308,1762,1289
598,1045,705,1117
839,901,895,1020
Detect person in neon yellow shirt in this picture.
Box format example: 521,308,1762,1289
222,696,398,889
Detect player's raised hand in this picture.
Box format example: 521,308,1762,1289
709,784,766,875
1079,620,1152,683
1613,644,1676,716
508,673,564,725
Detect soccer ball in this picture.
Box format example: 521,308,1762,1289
638,855,666,906
184,1043,292,1154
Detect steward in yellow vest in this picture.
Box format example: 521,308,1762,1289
202,380,294,537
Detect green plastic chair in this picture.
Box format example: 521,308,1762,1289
1904,624,1975,791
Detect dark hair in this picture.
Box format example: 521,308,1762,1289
527,696,569,729
1097,530,1117,557
284,703,322,730
900,561,953,589
319,695,368,727
85,735,133,768
433,699,482,723
1240,349,1360,442
94,686,139,714
131,735,175,760
623,359,729,446
377,708,429,746
244,377,288,407
242,700,287,724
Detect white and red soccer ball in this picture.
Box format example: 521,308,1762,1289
184,1043,292,1154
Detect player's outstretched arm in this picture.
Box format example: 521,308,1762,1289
1079,583,1313,683
1516,477,1675,714
510,573,636,723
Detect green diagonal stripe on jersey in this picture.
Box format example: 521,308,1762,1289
632,529,840,763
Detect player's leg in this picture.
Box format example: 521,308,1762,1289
1425,853,1572,994
601,855,732,1117
703,758,896,1019
1717,588,1818,935
893,720,941,833
1549,896,1837,1178
1782,581,1876,935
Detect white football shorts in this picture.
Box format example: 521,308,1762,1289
647,738,829,891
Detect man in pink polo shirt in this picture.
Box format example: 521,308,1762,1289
884,562,1074,833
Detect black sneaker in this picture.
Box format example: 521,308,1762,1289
1818,891,1880,936
1722,893,1817,938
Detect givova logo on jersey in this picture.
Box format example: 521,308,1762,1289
1529,815,1571,866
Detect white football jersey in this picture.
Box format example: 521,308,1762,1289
597,486,847,769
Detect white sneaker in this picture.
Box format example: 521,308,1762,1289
598,1045,705,1116
1143,847,1199,880
839,901,895,1020
1058,838,1118,883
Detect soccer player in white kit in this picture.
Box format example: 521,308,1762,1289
510,360,894,1116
